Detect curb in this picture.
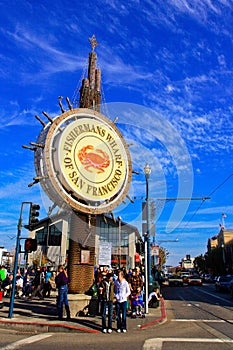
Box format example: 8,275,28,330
0,319,100,333
140,298,167,329
0,300,167,333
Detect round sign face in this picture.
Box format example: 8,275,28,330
59,117,127,202
36,108,132,214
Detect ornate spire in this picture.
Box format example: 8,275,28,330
88,35,99,52
79,36,101,111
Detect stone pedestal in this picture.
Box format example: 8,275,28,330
68,294,92,317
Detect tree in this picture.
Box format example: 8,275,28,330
194,254,206,274
158,246,167,270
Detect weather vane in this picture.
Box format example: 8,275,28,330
89,35,99,51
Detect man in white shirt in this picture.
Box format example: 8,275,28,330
114,270,131,333
148,287,162,308
16,275,23,297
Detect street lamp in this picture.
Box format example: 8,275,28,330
144,164,153,291
117,216,122,268
221,243,226,273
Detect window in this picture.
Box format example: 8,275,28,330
99,219,130,249
35,227,48,245
48,222,62,246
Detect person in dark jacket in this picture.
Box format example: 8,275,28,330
55,265,70,320
2,273,13,297
31,267,44,299
99,272,115,333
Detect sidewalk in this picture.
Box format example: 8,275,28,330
0,296,166,334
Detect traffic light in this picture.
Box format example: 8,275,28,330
24,238,37,253
29,203,40,225
25,203,40,230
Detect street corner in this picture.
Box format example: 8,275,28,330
139,298,167,329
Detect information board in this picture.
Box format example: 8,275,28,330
98,241,112,266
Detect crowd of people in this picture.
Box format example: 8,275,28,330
93,266,163,333
0,264,163,333
0,265,57,299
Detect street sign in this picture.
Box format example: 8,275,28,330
151,245,159,256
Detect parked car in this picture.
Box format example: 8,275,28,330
202,274,214,283
215,275,233,292
229,277,233,299
168,275,183,287
181,274,190,283
187,275,202,286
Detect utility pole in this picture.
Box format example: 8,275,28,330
8,202,31,318
8,201,39,318
140,194,210,312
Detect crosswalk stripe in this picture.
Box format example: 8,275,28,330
143,337,233,350
0,333,52,350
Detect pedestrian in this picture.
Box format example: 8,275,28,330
0,265,7,282
128,268,143,312
15,275,23,297
55,265,71,320
94,267,102,285
131,289,144,317
128,268,143,296
22,274,33,298
48,271,57,293
148,287,162,308
31,267,44,299
43,267,52,298
99,272,115,333
114,270,131,333
2,273,13,297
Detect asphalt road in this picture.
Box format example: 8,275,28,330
0,283,232,350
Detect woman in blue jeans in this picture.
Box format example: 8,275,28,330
114,270,131,333
55,265,70,320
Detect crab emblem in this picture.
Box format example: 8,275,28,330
78,145,110,173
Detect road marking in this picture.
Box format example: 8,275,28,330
0,333,52,350
171,319,225,322
143,338,233,350
171,319,233,323
197,321,233,342
195,287,233,304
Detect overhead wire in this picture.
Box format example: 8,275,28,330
208,173,233,197
181,172,233,231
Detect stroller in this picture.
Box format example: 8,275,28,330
131,293,145,318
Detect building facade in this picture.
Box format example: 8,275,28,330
28,212,142,292
207,227,233,274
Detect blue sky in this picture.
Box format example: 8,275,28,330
1,0,233,266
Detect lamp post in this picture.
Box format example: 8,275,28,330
221,243,226,274
118,216,122,268
144,164,153,292
144,237,148,314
